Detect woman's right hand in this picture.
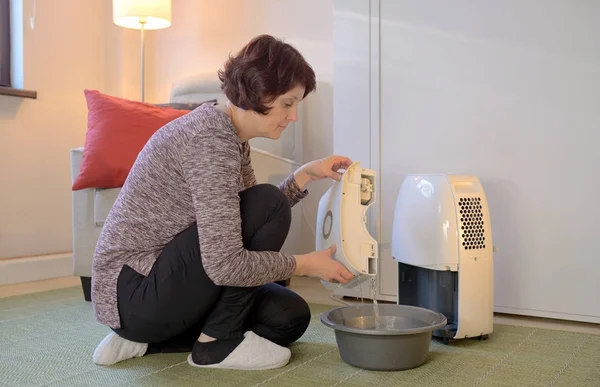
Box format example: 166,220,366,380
294,245,355,284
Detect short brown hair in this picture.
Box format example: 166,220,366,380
218,35,316,115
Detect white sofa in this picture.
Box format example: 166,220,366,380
70,75,305,301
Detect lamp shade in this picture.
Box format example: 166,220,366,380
113,0,172,30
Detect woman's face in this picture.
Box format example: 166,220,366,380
252,84,305,140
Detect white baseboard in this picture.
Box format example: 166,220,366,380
0,253,73,286
494,305,600,325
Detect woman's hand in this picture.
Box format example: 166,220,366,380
293,245,355,284
294,155,353,190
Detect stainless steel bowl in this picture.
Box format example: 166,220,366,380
321,304,447,371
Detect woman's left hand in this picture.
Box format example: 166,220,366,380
294,155,353,190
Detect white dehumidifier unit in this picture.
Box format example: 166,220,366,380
315,161,378,290
391,174,494,343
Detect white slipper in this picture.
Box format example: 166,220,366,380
187,331,291,370
92,332,148,366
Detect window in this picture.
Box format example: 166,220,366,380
0,0,10,87
0,0,35,98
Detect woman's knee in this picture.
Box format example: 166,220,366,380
275,293,311,345
239,184,292,250
292,296,311,332
251,285,311,346
246,184,290,215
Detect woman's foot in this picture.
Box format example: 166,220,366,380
92,332,148,366
188,331,291,370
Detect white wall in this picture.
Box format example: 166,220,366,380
334,0,600,323
0,0,142,263
148,0,335,253
0,0,104,260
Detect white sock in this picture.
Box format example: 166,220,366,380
92,332,148,366
187,331,291,370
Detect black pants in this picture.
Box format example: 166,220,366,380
112,184,311,353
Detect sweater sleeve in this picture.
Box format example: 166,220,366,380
242,143,309,207
180,132,296,287
278,173,309,207
241,143,258,188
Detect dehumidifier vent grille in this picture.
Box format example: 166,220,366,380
458,197,486,250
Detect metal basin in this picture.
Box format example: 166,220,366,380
321,304,447,371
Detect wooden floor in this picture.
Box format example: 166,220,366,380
1,275,599,335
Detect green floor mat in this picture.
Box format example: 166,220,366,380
1,286,599,386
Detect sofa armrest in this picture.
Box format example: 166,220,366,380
70,147,98,277
70,147,84,184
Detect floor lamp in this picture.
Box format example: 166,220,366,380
112,0,172,102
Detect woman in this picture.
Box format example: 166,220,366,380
90,34,355,371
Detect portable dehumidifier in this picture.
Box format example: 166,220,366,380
391,174,494,342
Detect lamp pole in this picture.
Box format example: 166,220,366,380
139,17,146,102
112,0,171,103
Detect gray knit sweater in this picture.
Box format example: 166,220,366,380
91,103,308,329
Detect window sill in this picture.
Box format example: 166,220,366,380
0,86,37,99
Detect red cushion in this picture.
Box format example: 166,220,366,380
72,90,191,190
